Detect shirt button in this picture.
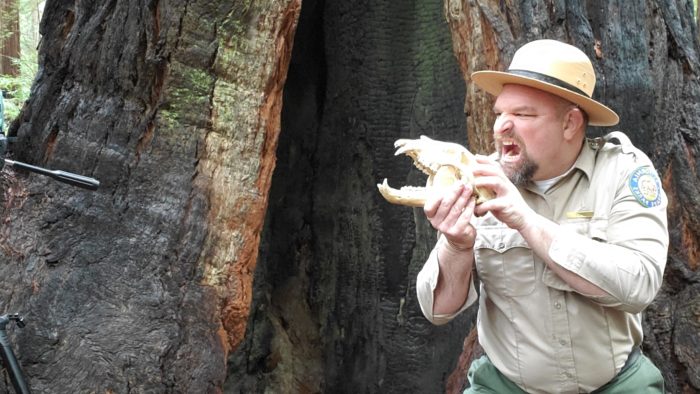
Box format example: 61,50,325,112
554,302,561,309
498,243,505,249
559,339,567,346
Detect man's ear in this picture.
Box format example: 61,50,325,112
563,106,585,141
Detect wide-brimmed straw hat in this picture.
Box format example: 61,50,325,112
471,39,619,126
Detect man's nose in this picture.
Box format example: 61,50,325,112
493,114,514,135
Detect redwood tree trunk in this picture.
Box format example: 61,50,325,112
232,0,700,393
0,1,299,392
227,0,474,392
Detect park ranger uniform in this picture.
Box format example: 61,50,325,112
416,132,668,393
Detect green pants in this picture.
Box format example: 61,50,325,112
464,353,665,393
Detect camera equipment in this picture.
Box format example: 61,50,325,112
0,314,29,394
0,137,100,190
3,157,99,190
0,134,100,190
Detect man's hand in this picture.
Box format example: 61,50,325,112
472,155,536,231
423,182,477,251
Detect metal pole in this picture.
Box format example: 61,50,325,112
0,314,30,394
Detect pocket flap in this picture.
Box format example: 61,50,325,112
475,226,529,251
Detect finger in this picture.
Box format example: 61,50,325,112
474,175,509,197
456,195,477,225
443,199,478,249
474,197,503,217
471,160,506,179
425,183,464,221
474,203,487,217
437,183,465,214
474,154,498,165
436,194,475,237
471,164,500,178
423,193,441,218
443,185,475,224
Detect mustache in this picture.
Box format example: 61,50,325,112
494,133,524,160
494,132,520,143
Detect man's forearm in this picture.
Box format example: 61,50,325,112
433,237,475,315
519,213,608,297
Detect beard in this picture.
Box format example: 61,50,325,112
496,137,539,187
503,158,538,187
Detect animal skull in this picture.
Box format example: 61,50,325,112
377,135,495,207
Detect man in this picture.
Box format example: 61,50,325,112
416,39,668,393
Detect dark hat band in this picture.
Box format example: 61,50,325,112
507,69,589,97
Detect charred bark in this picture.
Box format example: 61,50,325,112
227,0,475,392
0,0,299,392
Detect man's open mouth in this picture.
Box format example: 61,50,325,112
500,139,522,163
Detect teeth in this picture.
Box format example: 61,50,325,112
377,179,427,207
379,135,496,207
394,147,409,155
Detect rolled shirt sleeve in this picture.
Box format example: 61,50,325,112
416,238,479,325
548,168,668,313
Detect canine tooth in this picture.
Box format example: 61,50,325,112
395,147,410,156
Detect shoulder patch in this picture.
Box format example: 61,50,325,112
629,166,662,208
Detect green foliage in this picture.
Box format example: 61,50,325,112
0,52,37,131
0,0,43,133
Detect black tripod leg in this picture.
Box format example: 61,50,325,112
0,330,30,394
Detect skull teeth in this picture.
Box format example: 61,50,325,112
376,179,427,207
378,135,495,207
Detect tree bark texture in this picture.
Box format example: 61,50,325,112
0,0,20,76
443,1,700,392
231,0,700,393
227,0,476,392
1,0,299,392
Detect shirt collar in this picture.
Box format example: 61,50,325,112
572,139,597,181
522,140,595,195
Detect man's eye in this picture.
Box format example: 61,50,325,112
516,113,534,117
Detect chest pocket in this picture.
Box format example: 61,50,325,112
474,227,536,297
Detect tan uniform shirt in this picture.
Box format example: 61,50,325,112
416,133,668,393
